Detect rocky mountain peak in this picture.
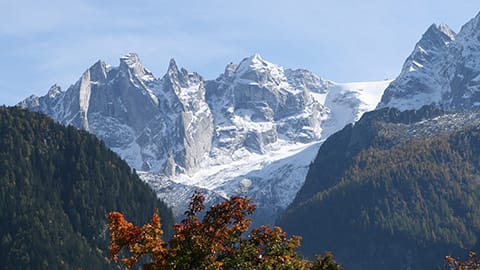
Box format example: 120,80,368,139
438,23,456,40
417,23,455,53
119,53,155,82
47,84,63,98
249,53,264,64
235,53,272,73
167,58,179,75
119,52,141,66
162,58,203,92
87,60,108,83
231,54,285,87
165,58,192,87
396,23,454,75
223,62,237,78
378,12,480,112
284,68,333,94
20,53,390,225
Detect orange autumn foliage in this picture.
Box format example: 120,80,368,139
108,210,167,269
108,191,341,270
445,251,480,270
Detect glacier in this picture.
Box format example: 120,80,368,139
20,53,390,224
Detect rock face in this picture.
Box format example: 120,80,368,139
205,54,330,158
20,53,214,175
20,53,390,223
378,12,480,111
279,106,480,270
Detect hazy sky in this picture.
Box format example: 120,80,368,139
1,0,479,105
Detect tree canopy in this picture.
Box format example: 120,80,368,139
0,106,174,269
109,191,340,270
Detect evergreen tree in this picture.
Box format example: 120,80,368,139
0,106,174,270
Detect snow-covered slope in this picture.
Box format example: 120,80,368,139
378,12,480,111
21,54,213,174
20,54,389,224
321,80,392,139
142,141,321,225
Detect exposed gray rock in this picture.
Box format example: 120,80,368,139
378,12,480,111
20,53,389,224
20,53,213,175
205,54,330,156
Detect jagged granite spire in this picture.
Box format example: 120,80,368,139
438,23,456,40
119,53,155,82
166,58,179,77
87,60,108,83
20,53,390,226
378,12,480,111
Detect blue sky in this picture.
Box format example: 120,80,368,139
0,0,479,105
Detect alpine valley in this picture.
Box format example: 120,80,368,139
279,11,480,270
20,53,390,224
17,9,480,270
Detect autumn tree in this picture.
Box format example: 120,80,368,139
108,191,341,269
445,251,480,270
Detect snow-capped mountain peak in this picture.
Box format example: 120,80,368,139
395,23,455,77
232,54,286,86
119,53,155,82
21,53,390,224
378,12,480,111
223,62,237,78
416,23,455,54
164,58,203,89
238,53,265,69
438,23,456,41
47,84,63,98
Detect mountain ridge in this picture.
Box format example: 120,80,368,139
378,11,480,111
0,106,174,269
278,105,480,270
20,53,390,223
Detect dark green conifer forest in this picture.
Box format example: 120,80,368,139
0,106,174,270
279,108,480,269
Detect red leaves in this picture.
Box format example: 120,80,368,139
108,211,141,261
184,190,205,218
445,251,480,270
108,211,166,269
107,192,340,269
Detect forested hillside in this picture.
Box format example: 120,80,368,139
278,106,480,270
0,106,174,270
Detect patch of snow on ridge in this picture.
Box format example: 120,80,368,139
321,80,392,139
173,140,315,189
338,80,393,116
140,140,322,225
19,53,392,225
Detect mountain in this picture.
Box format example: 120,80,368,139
378,12,480,111
0,106,174,270
277,12,480,269
278,106,480,270
20,54,213,174
20,53,390,223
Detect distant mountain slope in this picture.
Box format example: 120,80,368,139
20,53,389,176
378,12,480,111
19,54,389,224
0,106,173,270
278,106,480,270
